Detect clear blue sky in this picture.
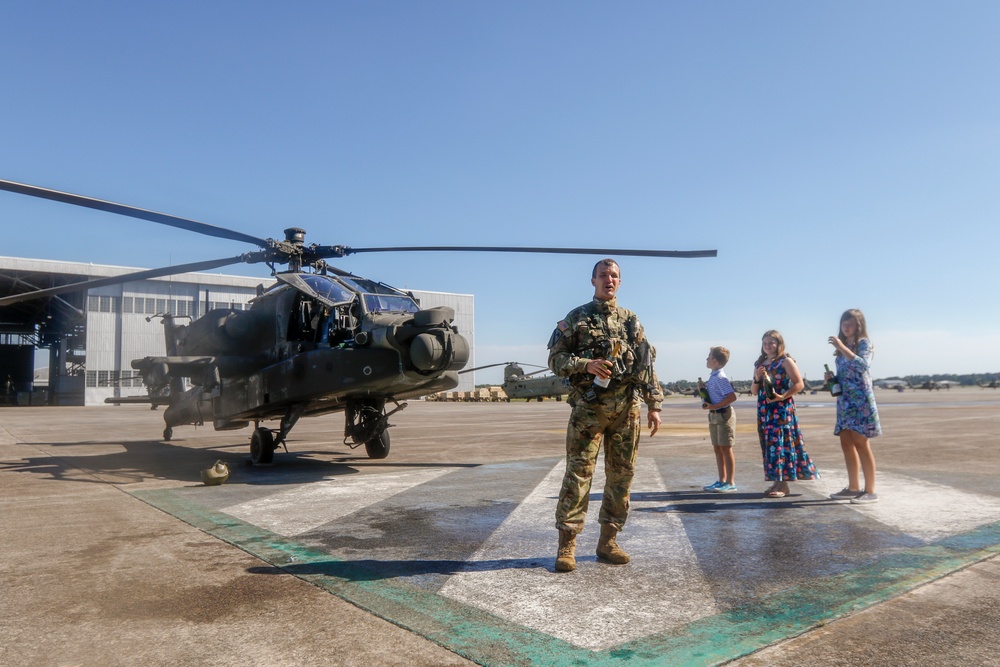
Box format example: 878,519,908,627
3,2,998,384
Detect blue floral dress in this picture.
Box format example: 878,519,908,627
757,357,819,482
834,338,882,438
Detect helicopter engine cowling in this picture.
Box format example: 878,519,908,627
368,306,470,374
176,308,265,356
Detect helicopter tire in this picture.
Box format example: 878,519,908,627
163,426,173,441
250,427,275,465
364,429,390,460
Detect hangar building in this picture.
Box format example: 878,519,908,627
0,257,475,406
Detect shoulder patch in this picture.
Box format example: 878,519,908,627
557,320,569,331
547,327,562,349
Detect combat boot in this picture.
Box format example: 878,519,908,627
596,523,630,564
555,529,577,572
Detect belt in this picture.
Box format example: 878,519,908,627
710,406,732,415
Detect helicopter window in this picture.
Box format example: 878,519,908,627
298,274,355,305
338,277,401,296
336,277,419,313
327,301,361,345
362,294,420,313
288,294,325,343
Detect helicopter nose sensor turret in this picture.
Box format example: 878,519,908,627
410,330,470,372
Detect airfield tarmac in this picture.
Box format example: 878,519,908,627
1,387,999,666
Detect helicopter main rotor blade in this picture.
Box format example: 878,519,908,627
317,246,717,259
458,361,548,374
520,368,555,378
0,179,269,247
0,256,247,307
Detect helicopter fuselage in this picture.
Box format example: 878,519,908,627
131,272,469,445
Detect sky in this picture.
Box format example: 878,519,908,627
2,2,999,384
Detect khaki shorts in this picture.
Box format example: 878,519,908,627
708,406,736,447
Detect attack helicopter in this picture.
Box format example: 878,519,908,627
460,362,571,401
0,178,716,465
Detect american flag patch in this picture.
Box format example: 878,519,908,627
557,320,569,331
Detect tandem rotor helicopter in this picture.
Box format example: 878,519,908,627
0,179,716,465
458,362,571,401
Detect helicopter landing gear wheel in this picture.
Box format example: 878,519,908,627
163,426,173,441
250,427,275,465
364,429,390,459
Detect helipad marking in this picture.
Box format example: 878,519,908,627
130,458,1000,667
222,467,452,536
814,471,1000,541
439,458,719,650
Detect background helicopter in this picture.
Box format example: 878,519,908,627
0,179,716,465
908,379,960,391
458,362,571,401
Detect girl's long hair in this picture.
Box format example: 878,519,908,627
755,329,789,367
835,309,871,357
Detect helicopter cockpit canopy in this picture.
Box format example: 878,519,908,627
275,273,419,315
336,276,420,314
275,272,354,308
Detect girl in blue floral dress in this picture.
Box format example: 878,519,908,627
752,330,819,498
826,309,882,504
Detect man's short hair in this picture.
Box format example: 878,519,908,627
592,258,620,279
710,346,730,367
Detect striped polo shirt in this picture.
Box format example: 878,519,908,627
706,368,735,404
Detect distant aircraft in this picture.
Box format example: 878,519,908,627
801,377,826,394
460,362,570,401
732,381,754,396
663,382,698,397
909,379,959,391
874,378,908,391
978,378,1000,389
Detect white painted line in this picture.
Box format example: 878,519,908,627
221,468,452,536
438,457,720,651
814,471,1000,542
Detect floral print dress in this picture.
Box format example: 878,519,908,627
834,338,882,438
757,357,819,482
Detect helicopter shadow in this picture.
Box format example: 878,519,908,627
249,555,554,582
0,438,365,487
3,436,483,487
631,490,840,514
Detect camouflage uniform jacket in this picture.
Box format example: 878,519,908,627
547,297,663,411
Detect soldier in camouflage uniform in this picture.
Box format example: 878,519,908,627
547,259,663,572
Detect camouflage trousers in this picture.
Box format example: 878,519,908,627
555,392,641,534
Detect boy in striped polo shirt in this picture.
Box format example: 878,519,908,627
702,346,738,493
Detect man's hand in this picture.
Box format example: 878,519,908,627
647,409,661,436
586,359,612,380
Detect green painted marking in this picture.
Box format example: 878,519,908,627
132,488,1000,667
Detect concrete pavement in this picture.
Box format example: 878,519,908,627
1,387,998,666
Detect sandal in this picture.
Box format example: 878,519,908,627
764,489,786,498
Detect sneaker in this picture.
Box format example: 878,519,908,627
851,492,880,504
703,481,723,492
713,483,738,493
830,487,863,500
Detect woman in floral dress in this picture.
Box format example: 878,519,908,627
751,330,819,498
825,309,882,504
